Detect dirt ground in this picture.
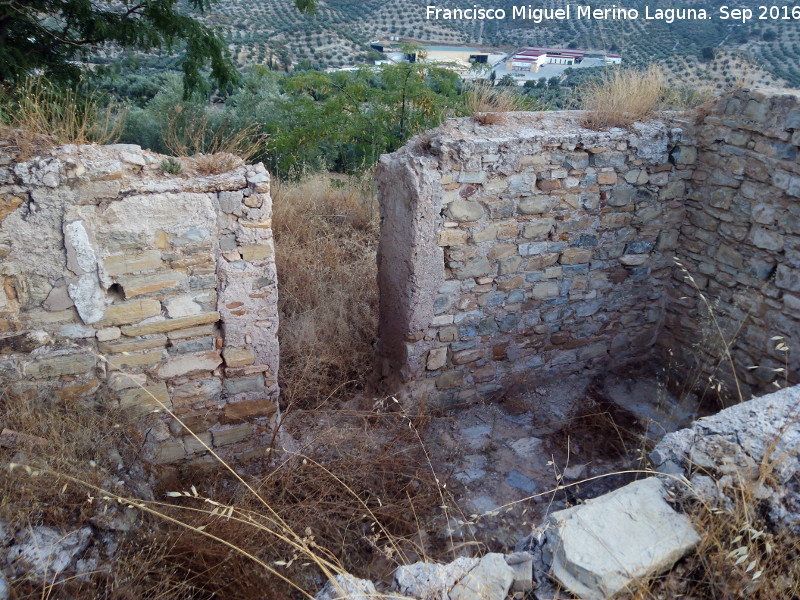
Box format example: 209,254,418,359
415,372,705,552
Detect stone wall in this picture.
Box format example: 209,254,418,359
375,112,694,405
661,88,800,398
0,142,279,463
376,89,800,406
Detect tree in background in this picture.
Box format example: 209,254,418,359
701,47,717,62
498,74,517,86
0,0,316,95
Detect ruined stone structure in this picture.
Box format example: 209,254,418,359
1,88,798,460
375,88,800,405
0,143,279,463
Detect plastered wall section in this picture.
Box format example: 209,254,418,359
375,112,694,405
0,142,279,463
661,88,800,398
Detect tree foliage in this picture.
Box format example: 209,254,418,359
110,63,462,177
0,0,238,94
0,0,316,95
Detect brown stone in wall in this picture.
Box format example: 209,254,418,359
222,398,277,423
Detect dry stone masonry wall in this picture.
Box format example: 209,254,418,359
0,142,279,463
375,112,694,406
376,88,800,405
661,88,800,398
1,88,798,461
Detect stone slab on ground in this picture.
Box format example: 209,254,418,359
504,552,534,593
7,526,93,578
393,556,479,600
449,552,514,600
543,477,700,600
314,574,378,600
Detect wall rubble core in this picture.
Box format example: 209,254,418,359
0,142,279,463
376,88,799,406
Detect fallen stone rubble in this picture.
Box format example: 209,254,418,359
313,478,698,600
314,384,800,600
541,478,699,600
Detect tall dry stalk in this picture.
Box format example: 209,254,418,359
0,77,125,144
162,104,267,164
582,65,666,130
463,80,529,125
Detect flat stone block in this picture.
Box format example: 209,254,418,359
99,335,167,354
157,351,222,379
426,347,447,371
438,229,469,246
544,478,699,600
211,423,252,446
450,552,514,600
167,324,217,340
183,432,213,455
222,374,265,395
117,271,188,298
104,250,162,276
222,347,255,368
121,312,220,336
118,383,171,413
222,398,277,423
26,352,97,378
240,244,274,261
98,299,162,328
107,349,165,371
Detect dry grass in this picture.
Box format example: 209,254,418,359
272,173,379,409
620,469,800,600
2,383,442,599
137,409,443,598
0,77,125,145
463,81,529,125
0,391,136,525
582,65,666,130
162,105,267,168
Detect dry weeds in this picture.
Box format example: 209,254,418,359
0,77,125,145
2,383,443,599
582,65,666,130
464,81,529,125
162,105,267,166
272,173,379,409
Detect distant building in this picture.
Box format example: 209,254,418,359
419,46,506,70
369,40,506,72
509,47,621,72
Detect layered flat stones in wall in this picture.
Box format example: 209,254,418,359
376,88,800,406
660,87,800,397
375,111,692,405
0,142,279,463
